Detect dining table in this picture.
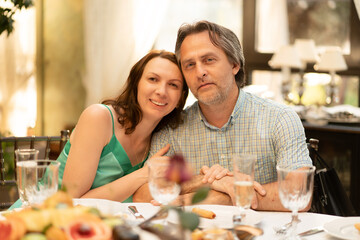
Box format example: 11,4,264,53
71,198,360,240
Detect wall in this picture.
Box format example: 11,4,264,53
36,0,85,135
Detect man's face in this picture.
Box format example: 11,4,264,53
179,31,240,106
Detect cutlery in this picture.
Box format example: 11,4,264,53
128,205,145,219
139,207,169,227
273,220,295,235
298,226,324,237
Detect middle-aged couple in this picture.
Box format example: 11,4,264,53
57,20,312,212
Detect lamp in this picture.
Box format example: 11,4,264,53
269,45,303,103
294,39,319,105
314,47,347,105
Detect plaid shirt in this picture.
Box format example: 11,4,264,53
149,89,312,184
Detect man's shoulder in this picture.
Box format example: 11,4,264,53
153,103,199,137
243,91,294,114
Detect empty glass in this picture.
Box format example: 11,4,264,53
232,154,256,225
15,149,39,161
276,165,315,239
148,158,181,205
17,160,60,207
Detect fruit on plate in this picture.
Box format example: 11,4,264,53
355,223,360,232
0,191,118,240
21,233,47,240
63,214,112,240
0,215,27,240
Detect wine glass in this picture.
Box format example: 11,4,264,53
232,154,256,225
276,165,315,239
148,157,181,206
17,160,60,207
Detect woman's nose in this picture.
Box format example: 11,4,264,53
155,83,167,96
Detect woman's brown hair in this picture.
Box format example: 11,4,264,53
102,50,188,134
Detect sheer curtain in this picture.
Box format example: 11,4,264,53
256,0,288,53
0,8,36,136
83,0,169,106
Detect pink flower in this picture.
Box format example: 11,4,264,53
166,154,192,184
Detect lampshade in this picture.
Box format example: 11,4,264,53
269,45,303,69
294,39,319,63
314,47,347,72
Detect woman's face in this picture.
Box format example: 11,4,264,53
137,57,184,122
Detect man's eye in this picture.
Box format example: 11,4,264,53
185,63,194,69
205,58,214,63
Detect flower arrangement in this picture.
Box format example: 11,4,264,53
165,154,210,231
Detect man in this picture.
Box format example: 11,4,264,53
134,20,312,211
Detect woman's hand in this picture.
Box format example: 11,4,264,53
200,164,233,183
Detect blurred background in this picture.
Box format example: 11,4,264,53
1,0,360,213
0,0,359,137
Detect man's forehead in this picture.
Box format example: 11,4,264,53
180,32,220,60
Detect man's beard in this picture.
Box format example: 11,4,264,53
196,88,227,106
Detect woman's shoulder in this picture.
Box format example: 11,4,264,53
78,104,113,126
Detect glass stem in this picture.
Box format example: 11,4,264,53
288,210,299,237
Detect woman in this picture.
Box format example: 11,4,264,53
57,50,188,202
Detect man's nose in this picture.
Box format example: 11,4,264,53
196,64,207,80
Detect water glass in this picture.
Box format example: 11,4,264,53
17,160,60,207
277,165,315,240
15,149,39,161
148,158,181,205
232,154,256,225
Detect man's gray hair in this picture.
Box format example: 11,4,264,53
175,20,246,88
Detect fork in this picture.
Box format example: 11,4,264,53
273,221,293,235
273,218,302,235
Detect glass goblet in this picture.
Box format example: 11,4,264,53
277,165,315,240
232,154,256,225
17,160,60,207
148,157,181,206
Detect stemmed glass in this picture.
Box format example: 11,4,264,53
232,154,256,225
276,165,315,239
148,157,181,224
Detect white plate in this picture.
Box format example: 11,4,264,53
324,217,360,240
73,198,127,216
167,205,262,229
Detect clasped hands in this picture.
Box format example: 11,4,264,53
200,164,266,209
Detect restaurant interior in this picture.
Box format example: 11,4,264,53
1,0,360,238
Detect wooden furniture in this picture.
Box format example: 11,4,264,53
303,122,360,215
0,130,70,210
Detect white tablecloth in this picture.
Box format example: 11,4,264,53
72,198,356,240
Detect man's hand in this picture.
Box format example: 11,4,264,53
200,164,233,184
210,176,266,208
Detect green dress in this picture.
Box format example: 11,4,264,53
9,105,147,209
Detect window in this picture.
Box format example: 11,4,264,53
243,0,360,106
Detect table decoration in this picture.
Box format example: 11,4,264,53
0,191,127,240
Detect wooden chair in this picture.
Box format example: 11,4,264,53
0,130,70,210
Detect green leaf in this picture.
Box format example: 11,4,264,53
179,211,199,231
191,186,210,204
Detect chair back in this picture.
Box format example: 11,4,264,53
0,129,70,209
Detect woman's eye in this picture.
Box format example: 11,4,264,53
169,83,179,88
149,77,157,82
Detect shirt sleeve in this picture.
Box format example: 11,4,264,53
272,107,312,169
149,127,176,158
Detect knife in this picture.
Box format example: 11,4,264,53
128,205,145,219
298,226,324,236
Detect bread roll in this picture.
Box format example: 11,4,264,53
191,207,216,219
